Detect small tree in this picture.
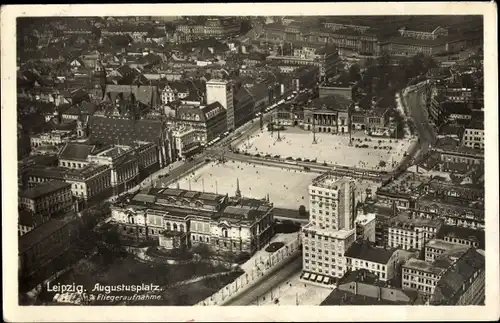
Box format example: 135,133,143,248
379,160,387,168
298,205,307,217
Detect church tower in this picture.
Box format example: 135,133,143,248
94,51,107,99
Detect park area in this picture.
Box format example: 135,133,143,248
236,128,416,172
170,160,318,209
39,248,236,305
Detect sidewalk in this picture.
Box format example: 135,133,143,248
249,271,333,306
240,233,299,274
196,235,301,306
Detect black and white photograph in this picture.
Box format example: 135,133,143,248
2,2,498,322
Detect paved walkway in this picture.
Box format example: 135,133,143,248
249,271,333,306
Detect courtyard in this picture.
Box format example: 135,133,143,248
171,161,318,209
236,128,416,172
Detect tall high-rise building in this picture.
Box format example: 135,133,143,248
206,79,234,131
301,175,358,286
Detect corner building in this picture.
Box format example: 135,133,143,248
301,175,358,286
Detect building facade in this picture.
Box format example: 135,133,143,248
430,248,485,305
301,176,358,285
19,181,74,219
206,79,235,131
87,145,140,195
110,187,274,255
387,214,442,251
19,215,80,289
345,240,399,282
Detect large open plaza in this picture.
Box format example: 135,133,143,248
169,160,318,209
236,128,417,171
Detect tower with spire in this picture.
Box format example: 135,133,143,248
235,178,241,199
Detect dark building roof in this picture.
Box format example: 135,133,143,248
310,94,352,112
465,118,484,130
442,102,471,116
321,269,420,305
105,84,160,107
88,116,165,146
430,248,485,305
58,142,96,161
19,180,70,200
201,102,225,121
436,225,485,249
345,240,396,264
19,210,44,227
19,216,74,253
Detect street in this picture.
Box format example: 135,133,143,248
224,254,302,306
403,85,436,162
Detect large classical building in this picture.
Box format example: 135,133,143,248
88,112,172,167
176,17,241,39
266,45,341,81
302,95,352,134
109,185,274,255
19,181,74,220
26,141,158,202
301,175,358,286
86,145,141,195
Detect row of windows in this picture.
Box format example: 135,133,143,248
402,268,439,279
310,189,337,197
403,275,436,285
304,265,343,276
403,281,433,293
304,251,342,260
61,161,87,169
349,260,387,271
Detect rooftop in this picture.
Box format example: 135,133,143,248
19,215,75,253
355,212,376,226
437,225,485,249
94,145,133,159
389,212,442,229
19,181,70,200
311,174,355,191
426,239,471,253
378,172,428,197
430,248,485,305
345,240,396,264
132,188,226,207
19,210,44,227
308,94,352,112
303,223,356,240
403,258,448,275
59,142,96,161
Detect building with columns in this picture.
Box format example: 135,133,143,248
110,181,274,255
301,175,358,286
302,94,353,134
87,145,140,196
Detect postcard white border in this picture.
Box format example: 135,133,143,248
2,2,498,322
